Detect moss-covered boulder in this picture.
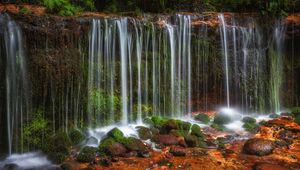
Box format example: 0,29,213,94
99,137,116,154
169,129,187,137
120,137,148,153
194,114,210,124
77,146,98,163
68,129,85,145
213,113,231,125
184,134,206,148
191,124,205,138
151,116,167,128
106,143,127,157
176,120,191,131
242,117,256,124
136,126,152,140
160,119,179,134
210,123,225,131
42,132,72,164
107,128,124,142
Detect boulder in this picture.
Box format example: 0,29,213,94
136,126,152,140
68,129,85,145
242,117,256,124
169,146,186,156
213,113,231,125
121,137,149,153
191,124,205,138
184,134,198,147
243,138,274,156
107,128,124,142
194,114,210,124
106,143,127,157
156,134,178,146
76,146,98,163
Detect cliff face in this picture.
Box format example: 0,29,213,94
0,7,300,154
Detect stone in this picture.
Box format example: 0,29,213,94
213,113,231,125
253,162,289,170
136,126,152,140
121,137,149,153
76,146,98,163
194,114,210,124
169,146,186,156
106,143,127,157
269,113,280,118
68,129,85,145
243,138,274,156
156,134,178,146
191,124,205,138
184,134,198,147
242,117,256,124
85,136,98,146
107,128,124,142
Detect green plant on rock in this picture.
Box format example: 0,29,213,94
194,114,210,124
23,109,49,149
77,146,98,163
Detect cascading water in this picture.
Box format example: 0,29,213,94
0,14,30,155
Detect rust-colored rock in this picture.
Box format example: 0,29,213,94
243,138,274,156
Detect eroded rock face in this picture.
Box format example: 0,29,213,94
243,138,274,156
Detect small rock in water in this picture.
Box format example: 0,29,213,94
243,138,274,156
4,164,18,170
169,146,186,156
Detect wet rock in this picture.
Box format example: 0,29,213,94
136,126,152,140
184,134,203,147
194,113,210,124
138,151,151,158
210,123,226,131
121,137,149,153
98,157,111,167
151,116,167,128
161,119,179,133
68,129,85,145
243,122,259,133
213,113,232,125
156,134,178,146
253,162,289,170
191,124,205,138
107,143,127,157
4,164,18,170
124,151,137,157
169,146,186,156
242,117,256,124
269,113,280,118
178,137,188,147
99,137,116,154
77,146,98,163
85,136,98,146
243,138,274,156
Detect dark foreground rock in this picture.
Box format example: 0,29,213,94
243,138,274,156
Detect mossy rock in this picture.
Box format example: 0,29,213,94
243,122,259,133
69,129,85,145
210,123,225,131
191,124,205,138
143,117,154,125
77,146,98,163
184,134,206,148
213,113,231,125
42,132,72,164
151,116,167,128
160,119,179,133
269,114,279,118
295,115,300,125
120,137,148,152
242,117,256,124
169,129,188,137
136,126,152,140
176,120,191,131
107,128,124,142
194,114,210,124
99,137,116,154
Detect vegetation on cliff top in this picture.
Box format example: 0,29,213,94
5,0,300,16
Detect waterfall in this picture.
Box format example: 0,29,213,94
0,14,30,155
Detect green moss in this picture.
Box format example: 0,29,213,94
295,115,300,125
194,114,210,124
77,146,98,163
242,117,256,124
120,137,147,152
191,124,205,138
243,122,259,133
176,120,191,131
169,129,188,137
269,113,279,118
213,114,231,125
42,132,72,164
151,116,167,128
69,129,85,145
290,107,300,116
107,128,124,142
98,137,116,154
210,123,225,131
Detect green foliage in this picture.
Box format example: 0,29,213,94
68,129,85,145
295,115,300,125
24,109,49,149
42,0,95,16
290,107,300,117
194,114,210,124
77,146,98,163
151,116,167,128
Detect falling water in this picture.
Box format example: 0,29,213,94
0,14,30,155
